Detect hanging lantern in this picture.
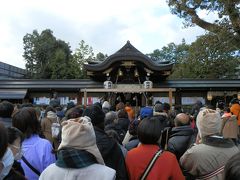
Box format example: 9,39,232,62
118,69,123,76
207,91,213,101
134,68,139,77
104,81,113,89
143,80,153,89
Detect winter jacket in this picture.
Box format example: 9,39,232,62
117,117,130,132
180,136,239,180
39,163,116,180
94,127,128,180
41,114,60,149
167,125,195,160
126,144,185,180
125,136,139,151
221,115,239,139
4,161,26,180
20,135,56,180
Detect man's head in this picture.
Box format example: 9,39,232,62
174,113,190,127
0,101,14,118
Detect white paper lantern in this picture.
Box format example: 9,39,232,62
143,81,153,89
104,81,113,89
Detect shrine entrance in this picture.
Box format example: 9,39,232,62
81,87,175,108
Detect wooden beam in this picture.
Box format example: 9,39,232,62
80,88,176,93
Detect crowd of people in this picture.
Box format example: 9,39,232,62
0,97,240,180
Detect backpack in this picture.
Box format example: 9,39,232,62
51,117,61,139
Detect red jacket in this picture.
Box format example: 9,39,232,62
125,144,185,180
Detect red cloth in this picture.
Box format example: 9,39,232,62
125,144,185,180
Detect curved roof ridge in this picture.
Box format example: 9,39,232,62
85,41,173,72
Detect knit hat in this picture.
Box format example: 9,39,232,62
58,116,104,165
154,104,164,113
140,107,153,119
196,108,221,138
102,101,111,110
83,105,105,126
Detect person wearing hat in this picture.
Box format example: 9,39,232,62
39,117,116,180
139,106,153,120
180,108,239,180
230,98,240,127
102,101,111,114
83,104,128,180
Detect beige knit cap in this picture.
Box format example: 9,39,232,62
196,108,221,138
58,116,105,165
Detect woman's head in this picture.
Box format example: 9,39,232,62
7,127,23,159
0,123,8,160
67,106,83,119
138,116,166,145
12,107,41,138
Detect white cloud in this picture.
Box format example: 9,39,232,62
0,0,205,69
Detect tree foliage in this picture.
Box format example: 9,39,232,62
147,39,189,64
95,52,108,61
148,35,240,79
72,40,95,78
23,29,76,79
23,29,109,79
167,0,240,49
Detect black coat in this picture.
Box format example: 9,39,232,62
94,126,128,180
167,126,196,161
4,160,26,180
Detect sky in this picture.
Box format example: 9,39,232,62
0,0,207,69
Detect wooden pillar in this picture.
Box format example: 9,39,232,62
84,89,87,107
169,88,173,109
175,89,182,106
77,91,82,105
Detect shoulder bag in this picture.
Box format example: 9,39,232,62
140,149,163,180
22,155,41,176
